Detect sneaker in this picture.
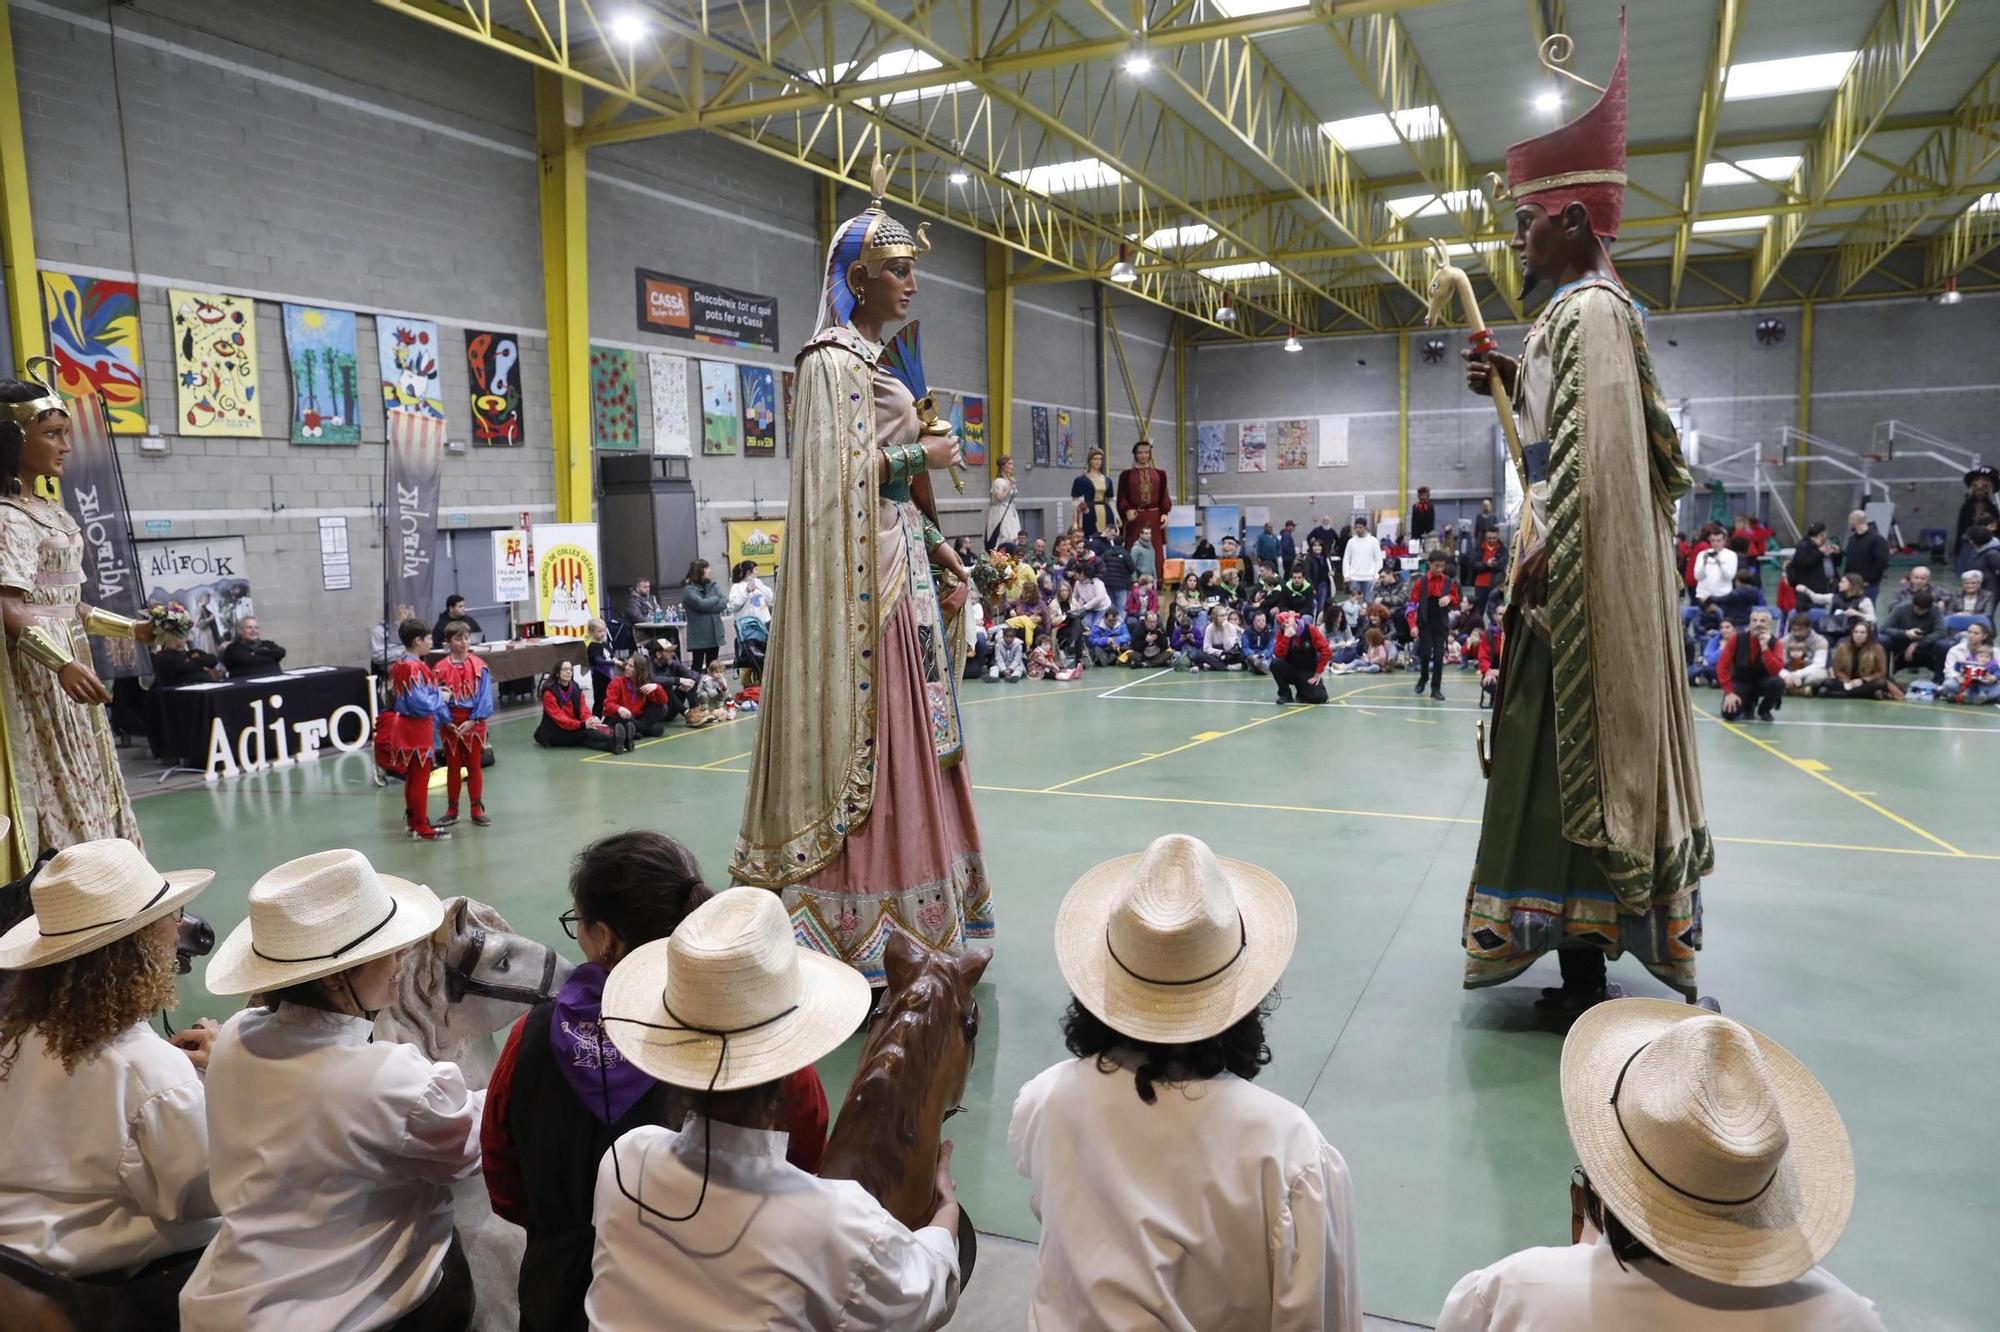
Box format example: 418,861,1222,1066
435,810,459,829
1227,663,1243,671
409,825,452,842
470,807,491,828
1275,690,1295,704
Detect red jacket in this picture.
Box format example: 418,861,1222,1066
601,676,665,716
1474,632,1502,675
1716,632,1784,694
540,684,593,731
1275,622,1332,676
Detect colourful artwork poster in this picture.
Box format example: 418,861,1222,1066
465,328,524,446
960,395,987,468
699,359,741,455
280,304,360,444
1030,405,1050,467
590,345,638,450
740,364,777,456
1056,408,1074,467
648,351,691,457
41,273,147,434
1196,422,1225,474
378,316,444,422
781,371,796,457
169,288,261,437
1276,418,1310,471
1238,421,1267,472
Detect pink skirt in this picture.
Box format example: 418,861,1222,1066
784,597,992,984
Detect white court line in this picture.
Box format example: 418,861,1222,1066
1099,693,1279,707
1096,668,1172,700
1720,716,2000,736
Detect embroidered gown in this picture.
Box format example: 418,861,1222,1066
1461,278,1711,997
0,494,142,853
732,326,992,983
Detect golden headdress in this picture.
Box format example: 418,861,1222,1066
3,357,67,427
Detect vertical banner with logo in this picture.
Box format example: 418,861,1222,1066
492,529,532,605
60,391,148,678
532,524,600,639
384,413,447,627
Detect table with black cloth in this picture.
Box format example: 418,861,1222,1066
150,667,371,769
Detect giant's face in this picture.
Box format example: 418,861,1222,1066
16,409,72,480
850,256,918,321
1513,204,1567,288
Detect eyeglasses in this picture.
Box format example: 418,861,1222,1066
558,909,580,941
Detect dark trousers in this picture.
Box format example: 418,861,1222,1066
631,700,669,738
1271,656,1328,703
386,1230,474,1332
1723,673,1785,719
535,718,621,751
1414,628,1447,687
1557,945,1607,993
689,646,719,670
1895,638,1950,681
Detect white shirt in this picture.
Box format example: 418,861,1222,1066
728,577,773,624
0,1021,216,1275
1693,546,1739,599
1010,1057,1361,1332
966,600,987,647
179,1004,485,1332
588,1119,959,1331
1342,534,1383,585
1435,1237,1885,1331
1204,619,1242,655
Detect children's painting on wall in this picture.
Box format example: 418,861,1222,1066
378,316,445,422
1276,418,1309,471
740,364,777,456
169,288,261,437
1237,421,1267,473
1196,422,1225,474
41,272,148,434
590,345,638,450
699,359,741,455
281,304,360,444
1030,405,1050,467
466,328,524,446
1056,408,1074,467
959,394,986,468
649,351,692,457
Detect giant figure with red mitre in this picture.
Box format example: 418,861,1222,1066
1460,15,1712,1013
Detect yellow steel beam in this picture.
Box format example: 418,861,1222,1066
1397,327,1409,519
1925,193,2000,289
1794,302,1813,518
1833,55,2000,294
535,71,592,524
985,240,1013,472
1671,0,1743,308
0,0,44,367
1751,0,1961,300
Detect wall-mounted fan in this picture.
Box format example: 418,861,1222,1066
1755,318,1786,346
1420,338,1446,364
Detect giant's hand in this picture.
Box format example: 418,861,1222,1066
922,436,961,472
1462,347,1519,399
58,661,112,706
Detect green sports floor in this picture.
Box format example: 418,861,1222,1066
144,666,1994,1331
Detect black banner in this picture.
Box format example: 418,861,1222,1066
384,412,446,629
61,392,149,679
635,268,779,352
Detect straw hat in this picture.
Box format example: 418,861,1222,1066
0,839,212,970
602,887,870,1093
205,849,444,996
1562,998,1855,1288
1056,834,1296,1045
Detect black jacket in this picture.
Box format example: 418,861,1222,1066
1409,500,1436,540
434,611,483,642
221,638,286,678
153,646,218,687
1098,544,1134,599
1844,526,1890,586
1953,494,2000,557
1785,539,1842,598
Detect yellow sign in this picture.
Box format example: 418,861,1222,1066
534,525,600,639
725,518,785,577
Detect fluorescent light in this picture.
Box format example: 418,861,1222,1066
1534,91,1563,113
1004,157,1125,195
1323,105,1442,151
948,168,970,186
1211,0,1309,16
1724,51,1856,102
1701,155,1803,187
608,11,648,45
1140,223,1217,249
1121,51,1153,76
1199,260,1278,281
1691,214,1772,235
1385,188,1482,220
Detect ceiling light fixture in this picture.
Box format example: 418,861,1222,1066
948,167,970,185
1109,244,1138,285
1216,291,1237,324
1534,91,1562,113
1283,329,1303,353
1122,50,1153,76
1939,277,1963,306
608,11,649,45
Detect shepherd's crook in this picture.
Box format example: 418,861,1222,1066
1424,241,1526,486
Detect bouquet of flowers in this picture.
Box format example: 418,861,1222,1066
968,558,1005,600
147,601,192,638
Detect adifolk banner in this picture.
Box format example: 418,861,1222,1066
60,391,149,679
384,412,447,627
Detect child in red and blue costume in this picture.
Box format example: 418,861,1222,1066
383,618,454,841
433,619,495,829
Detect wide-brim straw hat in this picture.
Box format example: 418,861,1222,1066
1056,834,1297,1045
1563,998,1854,1288
0,838,212,970
206,849,444,996
603,886,870,1093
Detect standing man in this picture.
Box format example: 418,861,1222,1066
1954,466,2000,563
1458,16,1710,1013
1277,519,1299,577
1844,509,1889,604
1409,485,1436,546
433,620,493,828
220,617,286,678
1341,519,1383,600
1412,551,1459,701
1116,439,1172,578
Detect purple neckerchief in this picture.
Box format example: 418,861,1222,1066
550,963,656,1125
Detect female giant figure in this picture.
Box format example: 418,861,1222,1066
731,171,992,984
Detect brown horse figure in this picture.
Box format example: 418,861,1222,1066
820,931,991,1279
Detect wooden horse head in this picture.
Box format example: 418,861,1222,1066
820,931,991,1232
1424,239,1477,331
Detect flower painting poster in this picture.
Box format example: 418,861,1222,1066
169,288,261,437
281,304,360,444
1237,421,1267,473
41,273,147,434
1030,404,1050,467
699,359,741,455
959,394,987,468
740,364,777,456
378,316,444,422
1276,419,1309,471
590,345,638,450
648,351,691,457
1196,422,1226,474
466,328,524,446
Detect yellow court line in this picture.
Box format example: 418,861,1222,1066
1039,703,1314,792
700,751,752,769
961,684,1077,706
630,715,750,749
1693,704,1965,856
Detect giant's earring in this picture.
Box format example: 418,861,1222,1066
852,286,866,305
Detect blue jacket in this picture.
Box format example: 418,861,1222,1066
1241,625,1275,660
1089,620,1130,651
